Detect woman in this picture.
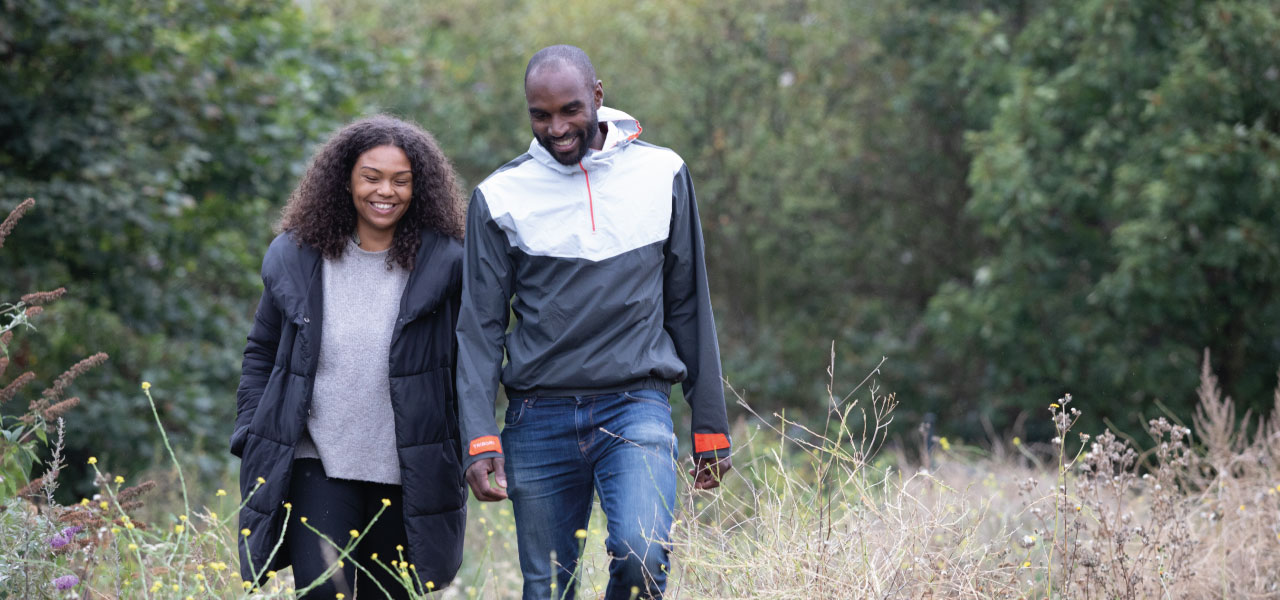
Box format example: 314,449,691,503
231,115,466,598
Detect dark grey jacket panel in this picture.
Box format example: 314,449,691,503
233,230,465,587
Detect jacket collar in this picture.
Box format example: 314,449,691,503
270,230,458,323
526,106,642,174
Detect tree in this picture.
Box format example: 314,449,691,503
0,0,380,491
929,0,1280,436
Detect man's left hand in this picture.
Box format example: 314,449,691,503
689,455,732,490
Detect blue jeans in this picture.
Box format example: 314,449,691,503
501,389,678,600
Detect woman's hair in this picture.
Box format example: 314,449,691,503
279,115,465,270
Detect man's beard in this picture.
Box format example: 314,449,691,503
537,110,599,165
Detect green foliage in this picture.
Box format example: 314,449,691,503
0,0,381,493
930,0,1280,435
5,0,1278,463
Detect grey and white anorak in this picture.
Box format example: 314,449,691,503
456,106,731,472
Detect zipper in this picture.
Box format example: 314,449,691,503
578,161,596,232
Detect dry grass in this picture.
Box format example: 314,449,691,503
656,351,1280,600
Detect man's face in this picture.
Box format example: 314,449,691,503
525,65,603,166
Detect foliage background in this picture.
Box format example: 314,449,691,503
2,0,1277,495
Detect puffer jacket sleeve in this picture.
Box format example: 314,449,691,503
456,189,515,472
664,164,731,461
231,258,283,458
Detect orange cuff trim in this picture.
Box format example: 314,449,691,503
468,436,502,456
694,433,730,454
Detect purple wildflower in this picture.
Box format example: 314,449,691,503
49,525,82,549
53,574,79,590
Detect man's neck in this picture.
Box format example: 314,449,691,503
591,122,608,152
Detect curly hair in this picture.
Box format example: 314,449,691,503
279,115,465,270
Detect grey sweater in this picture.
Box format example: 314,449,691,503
295,240,408,484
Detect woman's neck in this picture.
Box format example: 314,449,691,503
354,226,393,252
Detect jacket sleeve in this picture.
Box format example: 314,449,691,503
232,274,282,458
456,189,515,472
664,164,731,461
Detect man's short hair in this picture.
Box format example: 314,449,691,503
524,45,597,90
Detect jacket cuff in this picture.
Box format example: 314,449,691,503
693,432,730,455
461,435,504,472
693,447,731,462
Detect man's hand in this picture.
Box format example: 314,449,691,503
689,455,732,490
465,457,508,501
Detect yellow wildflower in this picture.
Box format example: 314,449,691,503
216,489,227,497
141,381,151,390
938,437,951,451
241,528,251,536
174,524,184,534
382,498,392,507
575,529,588,539
88,457,97,465
349,529,360,538
114,475,124,484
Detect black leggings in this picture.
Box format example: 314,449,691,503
286,459,415,599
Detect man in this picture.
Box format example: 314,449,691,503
457,44,732,600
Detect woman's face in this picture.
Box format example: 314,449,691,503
350,144,412,242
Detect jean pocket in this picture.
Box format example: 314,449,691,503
504,398,529,426
623,389,671,410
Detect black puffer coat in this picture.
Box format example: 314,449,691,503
231,230,466,587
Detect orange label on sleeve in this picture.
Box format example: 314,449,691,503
693,433,730,454
468,436,502,456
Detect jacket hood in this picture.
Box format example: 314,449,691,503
527,105,642,174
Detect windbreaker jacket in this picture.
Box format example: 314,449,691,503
231,230,466,587
457,106,731,472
